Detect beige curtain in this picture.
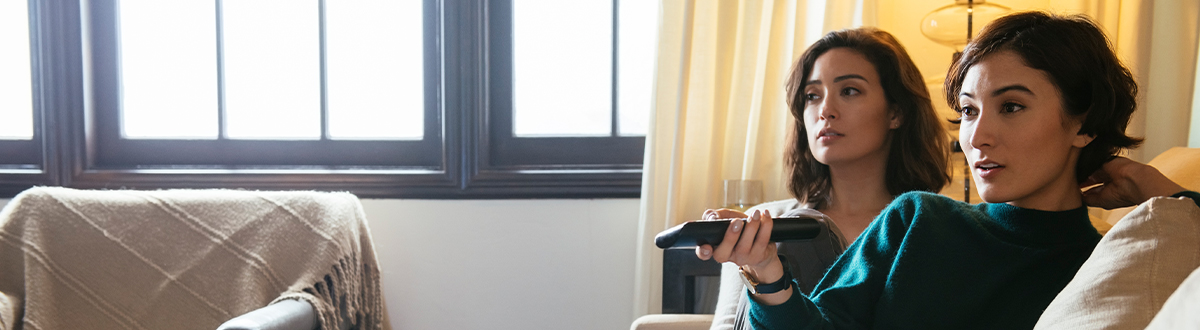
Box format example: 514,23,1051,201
631,0,874,317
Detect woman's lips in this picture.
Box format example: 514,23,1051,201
817,128,844,142
974,161,1005,180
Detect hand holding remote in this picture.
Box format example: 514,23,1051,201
692,210,792,302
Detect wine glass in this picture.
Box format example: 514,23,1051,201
722,179,763,212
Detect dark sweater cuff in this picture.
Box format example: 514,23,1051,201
746,281,812,330
1170,191,1200,209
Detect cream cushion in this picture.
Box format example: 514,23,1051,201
1144,265,1200,329
1034,196,1200,330
630,314,713,330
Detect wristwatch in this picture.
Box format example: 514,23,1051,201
739,264,792,295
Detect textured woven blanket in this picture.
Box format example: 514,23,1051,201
0,187,385,330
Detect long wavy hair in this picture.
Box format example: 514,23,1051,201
784,28,951,208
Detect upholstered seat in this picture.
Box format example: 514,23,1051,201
0,188,387,330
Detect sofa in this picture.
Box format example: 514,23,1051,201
631,147,1200,330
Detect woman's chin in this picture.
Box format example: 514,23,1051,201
974,187,1010,204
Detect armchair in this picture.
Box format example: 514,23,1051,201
0,187,387,330
217,300,315,330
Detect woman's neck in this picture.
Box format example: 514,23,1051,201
821,156,895,242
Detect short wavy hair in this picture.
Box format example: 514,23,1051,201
784,27,951,208
944,12,1142,183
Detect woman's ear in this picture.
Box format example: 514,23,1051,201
889,106,903,129
1071,116,1094,148
1073,133,1095,148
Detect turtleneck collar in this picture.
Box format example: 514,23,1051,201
975,202,1099,247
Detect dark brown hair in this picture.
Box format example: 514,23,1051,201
944,12,1142,183
784,27,951,208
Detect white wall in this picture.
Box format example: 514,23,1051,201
0,198,644,330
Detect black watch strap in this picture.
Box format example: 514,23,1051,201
752,266,792,295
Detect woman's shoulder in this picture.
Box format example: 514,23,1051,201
884,191,980,223
891,191,967,209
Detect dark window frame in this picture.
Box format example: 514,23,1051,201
0,0,644,199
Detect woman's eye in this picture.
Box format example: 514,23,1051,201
958,105,980,118
1002,102,1025,113
841,87,860,96
805,93,820,102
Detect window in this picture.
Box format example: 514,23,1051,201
0,0,656,198
0,0,52,197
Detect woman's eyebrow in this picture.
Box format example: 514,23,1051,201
806,74,868,86
959,84,1035,99
991,84,1034,97
833,74,867,83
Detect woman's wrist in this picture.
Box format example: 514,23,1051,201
1136,166,1185,202
744,258,786,286
744,258,793,305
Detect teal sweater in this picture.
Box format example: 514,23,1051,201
749,191,1102,330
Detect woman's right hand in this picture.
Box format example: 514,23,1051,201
695,209,791,304
694,208,747,261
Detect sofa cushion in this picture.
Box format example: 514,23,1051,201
630,314,713,330
1144,265,1200,329
1034,196,1200,330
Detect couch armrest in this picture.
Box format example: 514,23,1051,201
217,299,317,330
630,314,713,330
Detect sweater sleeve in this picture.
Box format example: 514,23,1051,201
1171,191,1200,209
747,193,926,330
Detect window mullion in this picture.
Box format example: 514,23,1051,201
611,0,619,138
318,0,330,140
215,0,228,140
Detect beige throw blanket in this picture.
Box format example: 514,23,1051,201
0,187,385,330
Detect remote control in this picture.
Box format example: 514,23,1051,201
654,216,823,249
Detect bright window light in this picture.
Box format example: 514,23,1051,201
513,0,613,137
617,0,657,137
326,0,424,140
0,0,34,140
223,0,321,140
119,0,219,139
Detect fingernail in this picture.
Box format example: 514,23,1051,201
732,220,742,233
700,249,711,257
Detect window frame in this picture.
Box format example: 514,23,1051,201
88,0,445,168
1,0,644,199
470,0,644,195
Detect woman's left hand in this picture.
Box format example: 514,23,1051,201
1081,157,1185,209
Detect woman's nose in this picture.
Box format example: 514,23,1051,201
818,100,837,120
966,113,995,150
